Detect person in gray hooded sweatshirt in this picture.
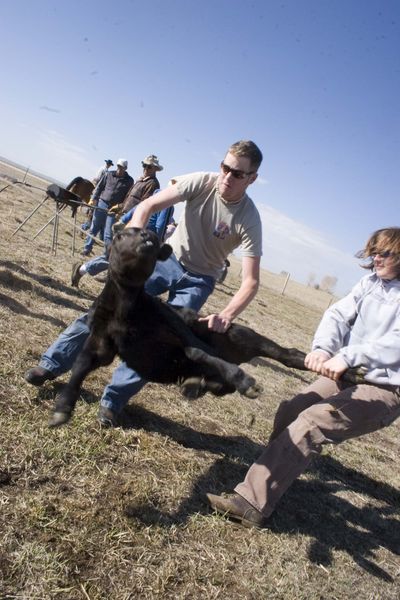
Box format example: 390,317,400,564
207,226,400,528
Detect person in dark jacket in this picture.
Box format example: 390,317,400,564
118,154,163,216
81,159,133,256
80,159,114,234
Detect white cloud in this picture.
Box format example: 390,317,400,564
256,204,363,295
5,123,99,184
35,129,98,183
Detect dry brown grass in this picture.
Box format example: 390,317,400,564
0,162,399,599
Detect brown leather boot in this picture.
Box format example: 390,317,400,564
206,492,267,529
71,262,83,287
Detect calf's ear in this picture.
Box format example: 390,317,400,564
158,243,173,261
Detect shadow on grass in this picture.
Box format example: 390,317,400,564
0,260,97,305
269,455,400,580
123,405,399,581
124,404,264,460
0,291,67,327
35,381,100,407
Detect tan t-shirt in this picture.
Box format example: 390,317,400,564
168,172,262,278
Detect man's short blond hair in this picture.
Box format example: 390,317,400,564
228,140,263,171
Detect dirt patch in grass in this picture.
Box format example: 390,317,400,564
0,164,399,599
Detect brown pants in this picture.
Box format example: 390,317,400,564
235,377,400,518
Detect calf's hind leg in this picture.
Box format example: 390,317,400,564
180,374,235,399
184,346,262,399
49,337,116,428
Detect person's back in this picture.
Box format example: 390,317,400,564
92,159,113,187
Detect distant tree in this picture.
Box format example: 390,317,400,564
307,272,316,287
320,275,338,294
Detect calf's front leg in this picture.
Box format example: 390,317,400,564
49,336,116,427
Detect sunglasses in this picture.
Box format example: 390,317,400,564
372,250,396,259
220,162,255,180
142,162,154,168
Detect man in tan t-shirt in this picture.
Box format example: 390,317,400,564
127,139,263,334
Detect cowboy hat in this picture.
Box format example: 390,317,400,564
142,155,163,171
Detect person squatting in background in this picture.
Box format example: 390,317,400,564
114,191,175,241
207,227,400,528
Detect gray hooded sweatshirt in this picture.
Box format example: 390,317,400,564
312,273,400,386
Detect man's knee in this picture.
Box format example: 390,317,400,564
270,391,324,441
270,399,296,441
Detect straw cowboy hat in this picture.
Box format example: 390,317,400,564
142,155,163,171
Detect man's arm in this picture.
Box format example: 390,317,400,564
200,255,260,333
91,173,107,203
126,186,182,229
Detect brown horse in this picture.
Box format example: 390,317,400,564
65,177,94,204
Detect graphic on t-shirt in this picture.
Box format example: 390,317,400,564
213,221,230,239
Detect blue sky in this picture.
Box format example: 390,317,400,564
1,0,399,294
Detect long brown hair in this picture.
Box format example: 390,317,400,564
357,227,400,273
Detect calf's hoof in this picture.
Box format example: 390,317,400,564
180,376,206,399
49,411,72,428
243,382,263,399
235,374,263,399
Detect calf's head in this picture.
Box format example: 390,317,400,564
109,228,172,287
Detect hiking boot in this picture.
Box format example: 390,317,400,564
71,263,83,287
80,248,92,257
97,406,119,428
206,492,267,529
25,366,56,387
94,272,108,283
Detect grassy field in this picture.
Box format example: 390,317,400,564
0,164,399,599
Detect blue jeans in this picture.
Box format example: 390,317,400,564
83,199,115,253
84,255,109,276
39,254,215,413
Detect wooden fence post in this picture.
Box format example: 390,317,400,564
281,272,290,295
22,167,30,183
326,296,334,309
